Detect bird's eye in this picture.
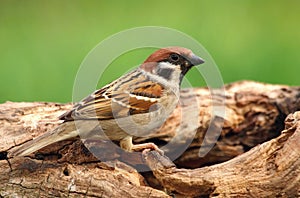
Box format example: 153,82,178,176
169,53,180,62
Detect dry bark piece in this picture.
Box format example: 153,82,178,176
1,157,169,197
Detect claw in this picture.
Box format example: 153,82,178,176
132,142,164,155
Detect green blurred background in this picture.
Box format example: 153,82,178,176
1,0,299,103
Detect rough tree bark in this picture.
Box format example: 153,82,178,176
0,81,299,197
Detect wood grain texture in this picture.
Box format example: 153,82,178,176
0,81,300,197
144,111,300,197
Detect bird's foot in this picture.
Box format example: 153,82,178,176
132,142,164,155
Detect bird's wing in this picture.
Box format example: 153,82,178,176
60,70,164,121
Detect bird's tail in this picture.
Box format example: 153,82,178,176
8,121,78,157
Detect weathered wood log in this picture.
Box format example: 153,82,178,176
0,81,299,197
144,111,300,197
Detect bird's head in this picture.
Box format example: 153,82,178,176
140,47,205,84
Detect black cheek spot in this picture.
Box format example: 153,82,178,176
157,68,173,80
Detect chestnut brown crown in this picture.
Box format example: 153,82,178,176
141,46,205,80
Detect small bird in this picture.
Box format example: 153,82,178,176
9,47,204,157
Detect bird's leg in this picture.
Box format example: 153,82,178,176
119,136,134,152
120,136,164,155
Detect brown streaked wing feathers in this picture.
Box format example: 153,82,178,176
60,71,164,121
131,82,162,98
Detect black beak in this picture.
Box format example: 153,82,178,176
190,53,205,66
180,52,205,81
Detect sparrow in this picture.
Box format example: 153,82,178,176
9,46,204,157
